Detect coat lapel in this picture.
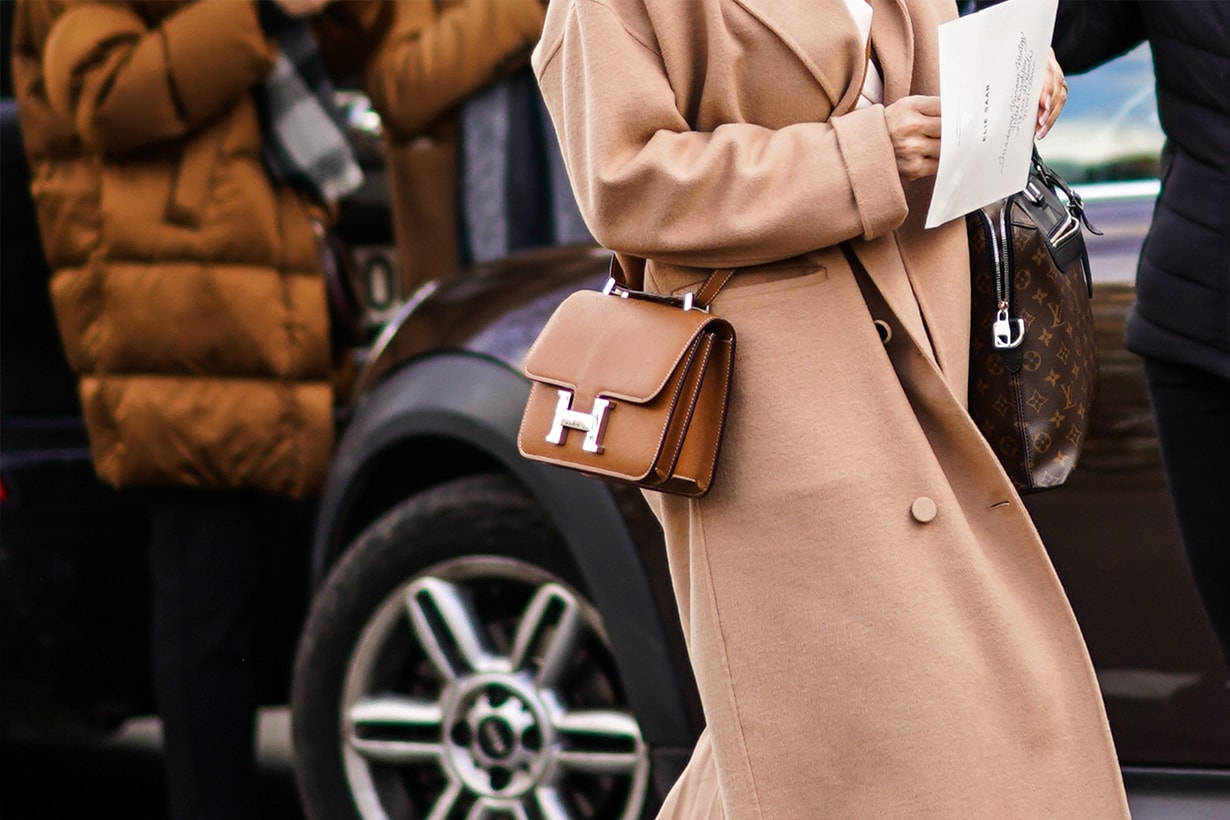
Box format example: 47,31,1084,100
732,0,867,112
870,0,915,102
850,235,936,363
855,0,936,365
728,0,938,365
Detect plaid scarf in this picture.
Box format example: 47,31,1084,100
258,13,362,208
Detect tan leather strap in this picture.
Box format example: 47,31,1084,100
694,268,736,308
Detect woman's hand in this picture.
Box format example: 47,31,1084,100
271,0,333,18
1036,50,1067,139
884,95,942,182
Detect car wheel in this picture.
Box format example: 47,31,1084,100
291,473,651,820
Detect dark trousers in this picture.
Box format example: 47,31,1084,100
1144,358,1230,667
146,489,281,820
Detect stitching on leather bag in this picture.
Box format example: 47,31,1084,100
643,336,706,481
699,336,735,490
660,334,712,481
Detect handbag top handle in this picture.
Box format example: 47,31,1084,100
607,255,735,311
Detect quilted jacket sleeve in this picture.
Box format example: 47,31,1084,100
41,0,276,156
531,0,907,269
364,0,547,138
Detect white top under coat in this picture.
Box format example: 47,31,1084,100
842,0,885,108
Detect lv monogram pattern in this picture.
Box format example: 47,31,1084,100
967,199,1098,492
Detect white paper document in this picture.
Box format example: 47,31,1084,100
925,0,1060,228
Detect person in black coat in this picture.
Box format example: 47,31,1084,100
1051,0,1230,669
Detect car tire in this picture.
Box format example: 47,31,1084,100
291,473,651,820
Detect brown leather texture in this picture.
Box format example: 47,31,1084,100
967,188,1098,493
519,284,735,497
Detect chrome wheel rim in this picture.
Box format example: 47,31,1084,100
340,556,649,819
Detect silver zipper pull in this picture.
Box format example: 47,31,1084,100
993,307,1025,349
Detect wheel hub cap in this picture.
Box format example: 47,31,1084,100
447,676,549,797
338,560,651,819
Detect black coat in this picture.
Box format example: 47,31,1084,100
1052,0,1230,379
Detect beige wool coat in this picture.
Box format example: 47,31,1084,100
534,0,1131,816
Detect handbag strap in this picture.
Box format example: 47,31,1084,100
695,268,736,307
1031,146,1101,237
608,255,735,311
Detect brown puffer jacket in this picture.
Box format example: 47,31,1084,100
11,0,389,498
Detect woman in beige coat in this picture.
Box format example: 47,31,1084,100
533,0,1131,816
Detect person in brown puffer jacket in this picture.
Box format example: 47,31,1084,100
11,1,390,817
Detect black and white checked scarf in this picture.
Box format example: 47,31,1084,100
258,13,362,208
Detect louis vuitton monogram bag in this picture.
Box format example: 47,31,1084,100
966,150,1100,492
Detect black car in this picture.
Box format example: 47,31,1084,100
3,25,1228,819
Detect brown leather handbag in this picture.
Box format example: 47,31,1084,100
518,260,735,497
966,150,1099,493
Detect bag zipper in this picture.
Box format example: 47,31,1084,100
979,205,1025,350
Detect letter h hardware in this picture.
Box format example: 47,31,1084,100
546,389,613,454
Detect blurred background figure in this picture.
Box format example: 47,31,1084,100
364,0,592,295
9,1,391,818
1052,1,1230,669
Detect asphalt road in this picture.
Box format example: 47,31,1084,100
0,709,303,820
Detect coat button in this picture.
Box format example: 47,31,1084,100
911,497,937,523
874,319,892,343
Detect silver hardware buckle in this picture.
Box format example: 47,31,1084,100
545,390,613,454
602,277,706,312
1049,211,1082,247
602,277,628,298
993,308,1025,349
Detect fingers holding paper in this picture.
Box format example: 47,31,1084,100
1036,50,1067,139
885,95,942,182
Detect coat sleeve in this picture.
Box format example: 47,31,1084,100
1051,0,1146,75
364,0,547,139
531,0,908,269
41,1,275,156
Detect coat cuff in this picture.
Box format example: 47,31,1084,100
831,106,909,239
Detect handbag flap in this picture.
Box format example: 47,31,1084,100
524,289,717,403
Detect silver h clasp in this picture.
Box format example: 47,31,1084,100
546,390,613,454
